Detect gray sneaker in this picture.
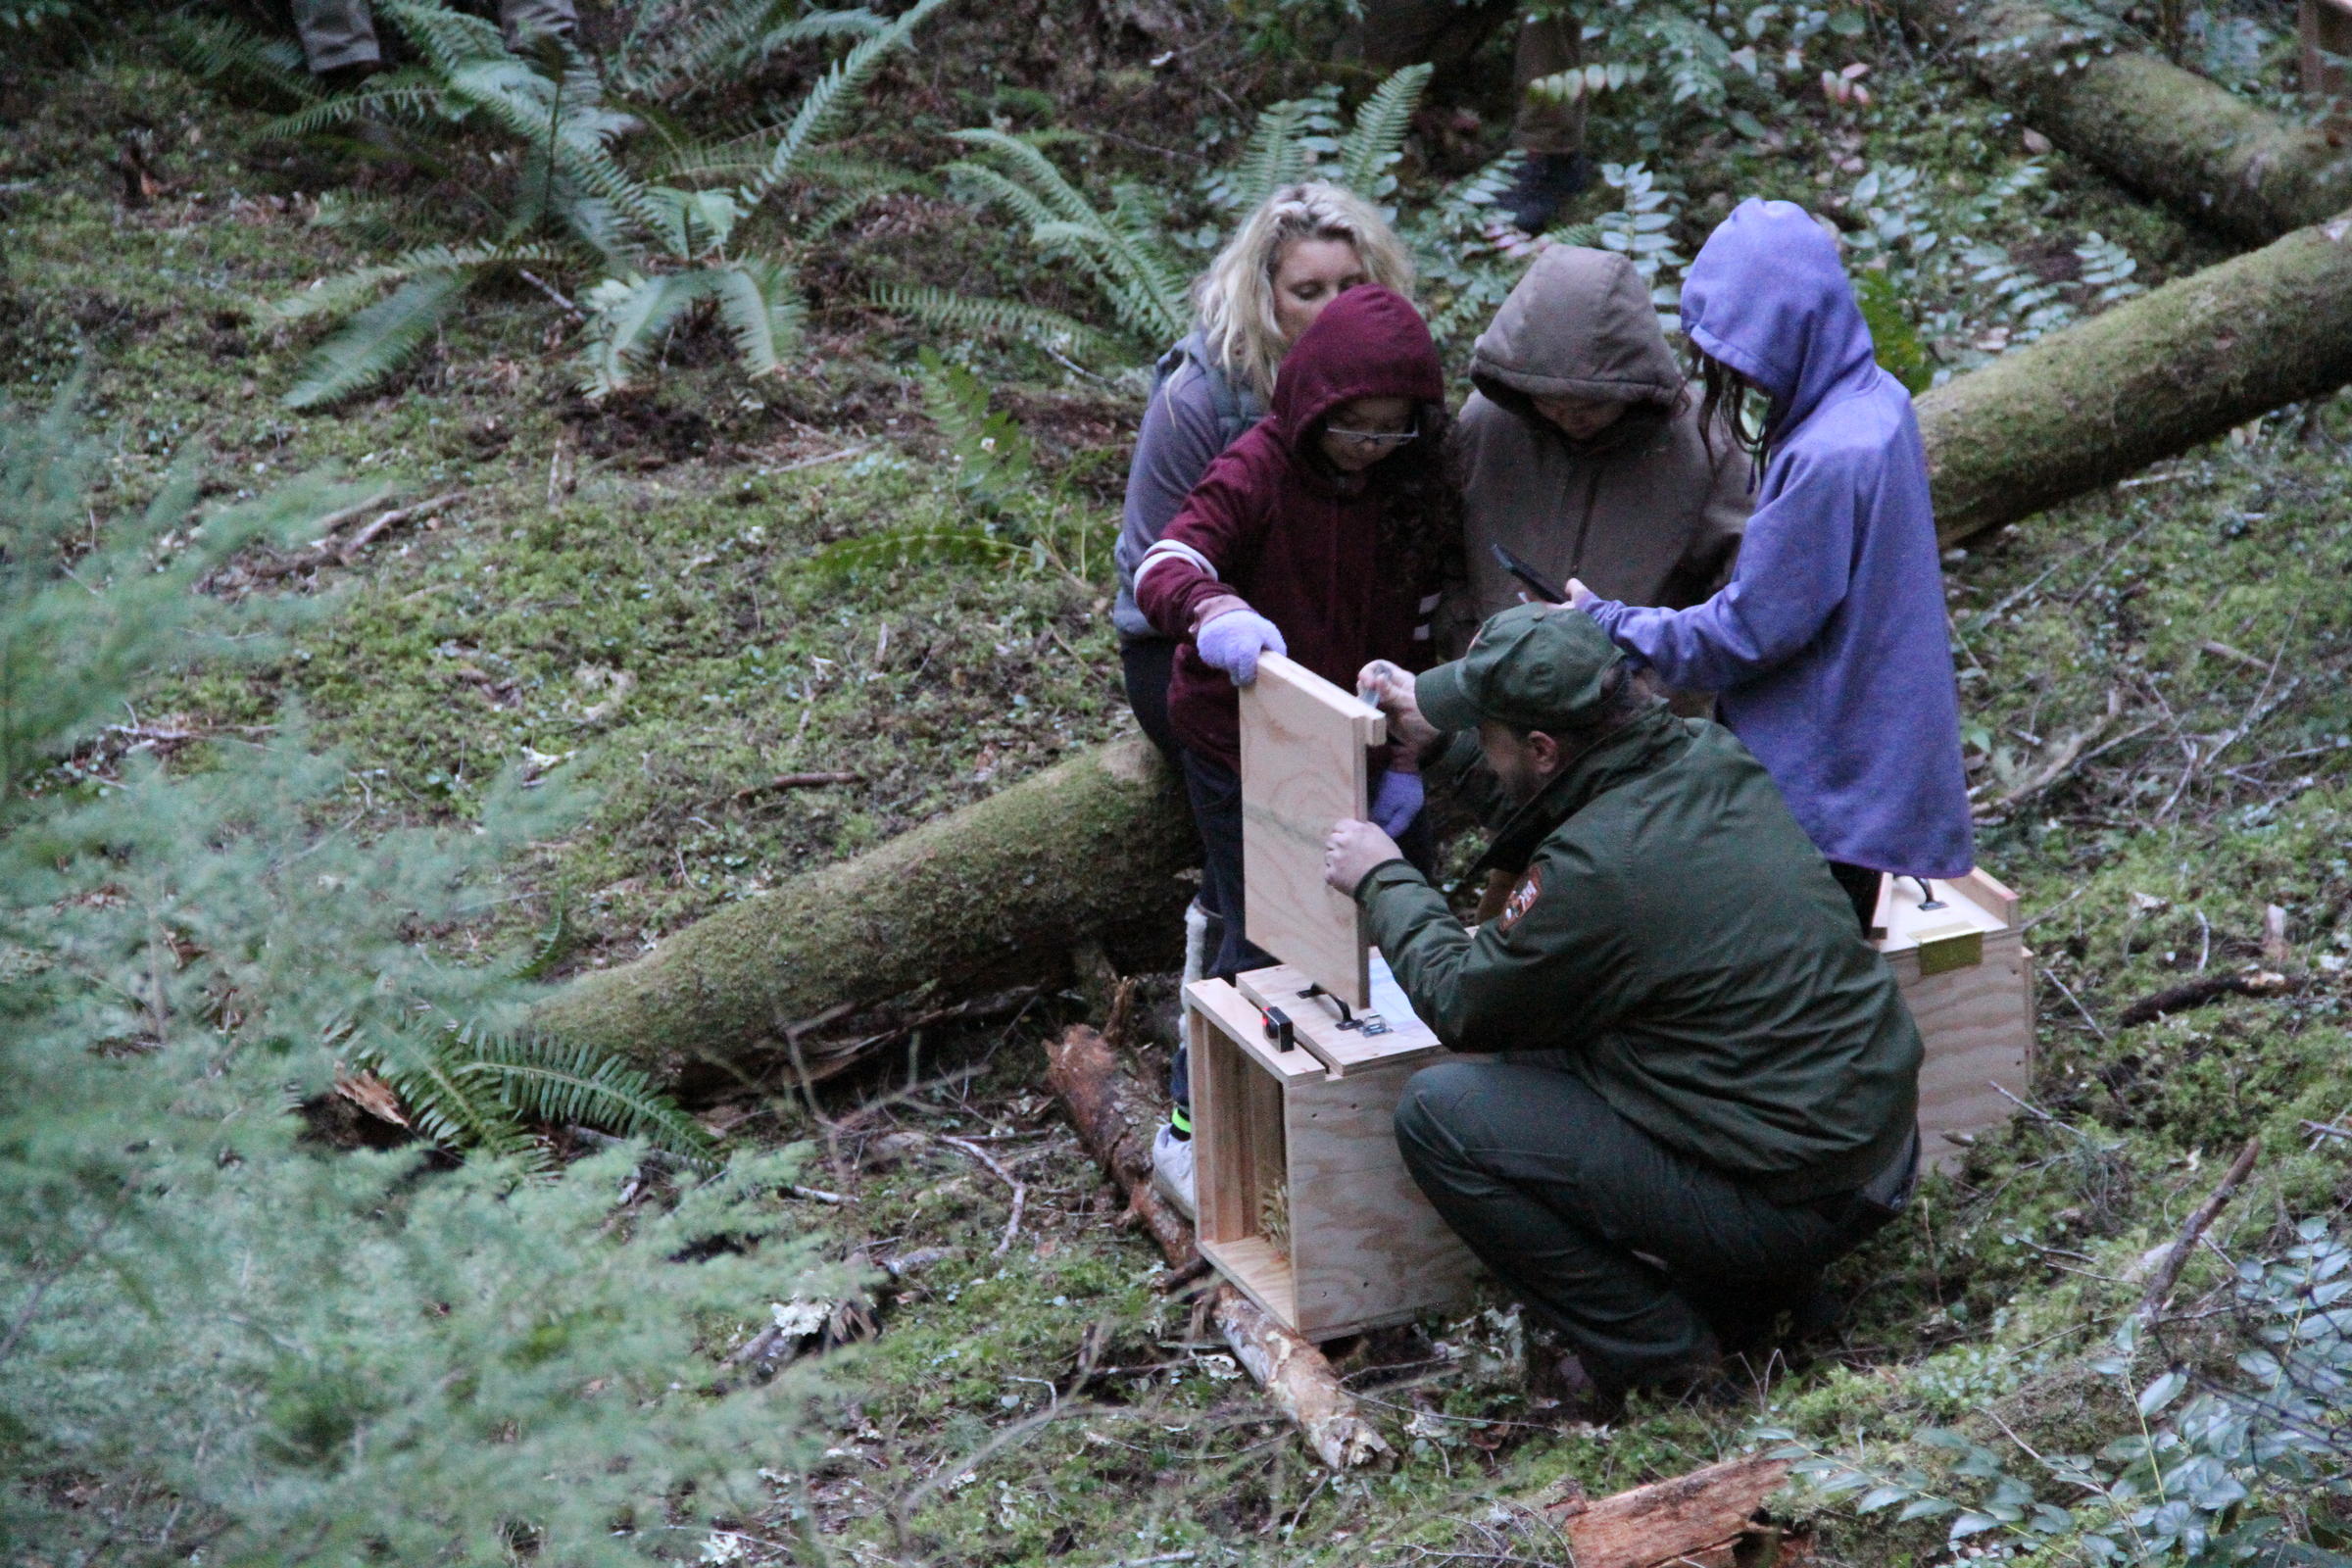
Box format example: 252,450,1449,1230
1151,1123,1197,1221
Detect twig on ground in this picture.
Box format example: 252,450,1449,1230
2117,969,2295,1027
935,1134,1027,1255
2041,965,2111,1040
337,492,464,565
515,268,583,319
1155,1255,1215,1295
2262,904,2292,967
2138,1136,2262,1321
771,442,874,475
783,1183,851,1204
730,770,860,803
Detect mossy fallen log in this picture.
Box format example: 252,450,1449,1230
537,216,2352,1079
1904,0,2352,244
1922,207,2352,542
531,737,1196,1083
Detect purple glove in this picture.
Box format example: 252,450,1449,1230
1369,767,1424,837
1195,609,1287,686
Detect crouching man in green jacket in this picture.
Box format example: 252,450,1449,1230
1327,602,1921,1403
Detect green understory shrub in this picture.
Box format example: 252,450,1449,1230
0,395,834,1563
1770,1221,2352,1564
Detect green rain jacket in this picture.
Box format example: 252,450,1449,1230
1355,708,1921,1203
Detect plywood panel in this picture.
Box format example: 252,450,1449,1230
1240,653,1385,1008
1200,1236,1298,1326
1235,956,1444,1077
1893,931,2035,1173
1285,1063,1477,1338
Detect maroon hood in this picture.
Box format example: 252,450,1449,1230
1271,285,1446,451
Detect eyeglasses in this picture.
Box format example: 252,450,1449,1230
1324,425,1419,448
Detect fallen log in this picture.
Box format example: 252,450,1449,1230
1904,0,2352,244
530,738,1194,1084
535,214,2352,1077
1532,1453,1803,1568
1921,206,2352,542
1043,1023,1391,1470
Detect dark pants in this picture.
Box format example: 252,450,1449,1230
1395,1059,1887,1393
1179,750,1278,986
293,0,575,71
1828,860,1883,934
1120,638,1185,771
1350,0,1585,156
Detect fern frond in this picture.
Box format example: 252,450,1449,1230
256,70,449,140
449,1023,715,1165
284,270,467,410
367,1023,546,1167
431,57,675,245
708,259,806,378
1337,63,1431,198
622,1,887,102
868,284,1125,361
942,159,1072,235
1027,220,1185,343
272,242,563,323
576,271,715,398
805,523,1017,579
378,0,508,75
1219,96,1311,212
947,128,1104,227
511,901,574,982
739,0,951,206
163,14,318,103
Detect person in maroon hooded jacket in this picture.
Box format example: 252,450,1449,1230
1134,284,1455,1214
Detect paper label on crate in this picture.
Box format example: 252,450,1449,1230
1366,950,1433,1037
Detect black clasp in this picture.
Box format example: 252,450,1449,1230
1298,983,1356,1030
1261,1005,1296,1053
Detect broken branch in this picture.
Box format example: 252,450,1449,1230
2138,1136,2262,1321
2117,969,2296,1027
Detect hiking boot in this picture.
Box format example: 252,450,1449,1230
1151,1122,1197,1221
1532,1349,1626,1424
1497,151,1594,232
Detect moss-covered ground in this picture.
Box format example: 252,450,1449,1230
8,1,2352,1561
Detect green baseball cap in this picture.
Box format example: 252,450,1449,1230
1416,602,1625,734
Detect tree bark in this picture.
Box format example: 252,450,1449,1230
1903,0,2352,244
1533,1453,1803,1568
1922,206,2352,542
1043,1024,1391,1470
531,737,1195,1085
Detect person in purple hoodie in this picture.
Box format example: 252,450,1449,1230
1566,199,1973,928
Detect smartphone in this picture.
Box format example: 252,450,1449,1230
1490,542,1567,605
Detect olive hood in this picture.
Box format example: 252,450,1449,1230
1468,247,1685,420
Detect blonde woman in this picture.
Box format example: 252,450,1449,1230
1113,181,1414,767
1110,182,1412,1216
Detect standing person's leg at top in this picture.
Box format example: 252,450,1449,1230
293,0,577,84
292,0,382,81
1348,0,1591,231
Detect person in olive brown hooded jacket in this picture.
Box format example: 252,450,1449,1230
1447,246,1752,656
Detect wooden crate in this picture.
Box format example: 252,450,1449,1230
1871,867,2036,1172
2303,0,2352,98
1185,965,1476,1341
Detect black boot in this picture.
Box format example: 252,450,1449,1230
1497,151,1594,233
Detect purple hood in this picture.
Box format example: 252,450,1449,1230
1582,199,1975,879
1681,200,1881,435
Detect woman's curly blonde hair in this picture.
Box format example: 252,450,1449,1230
1193,181,1415,403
